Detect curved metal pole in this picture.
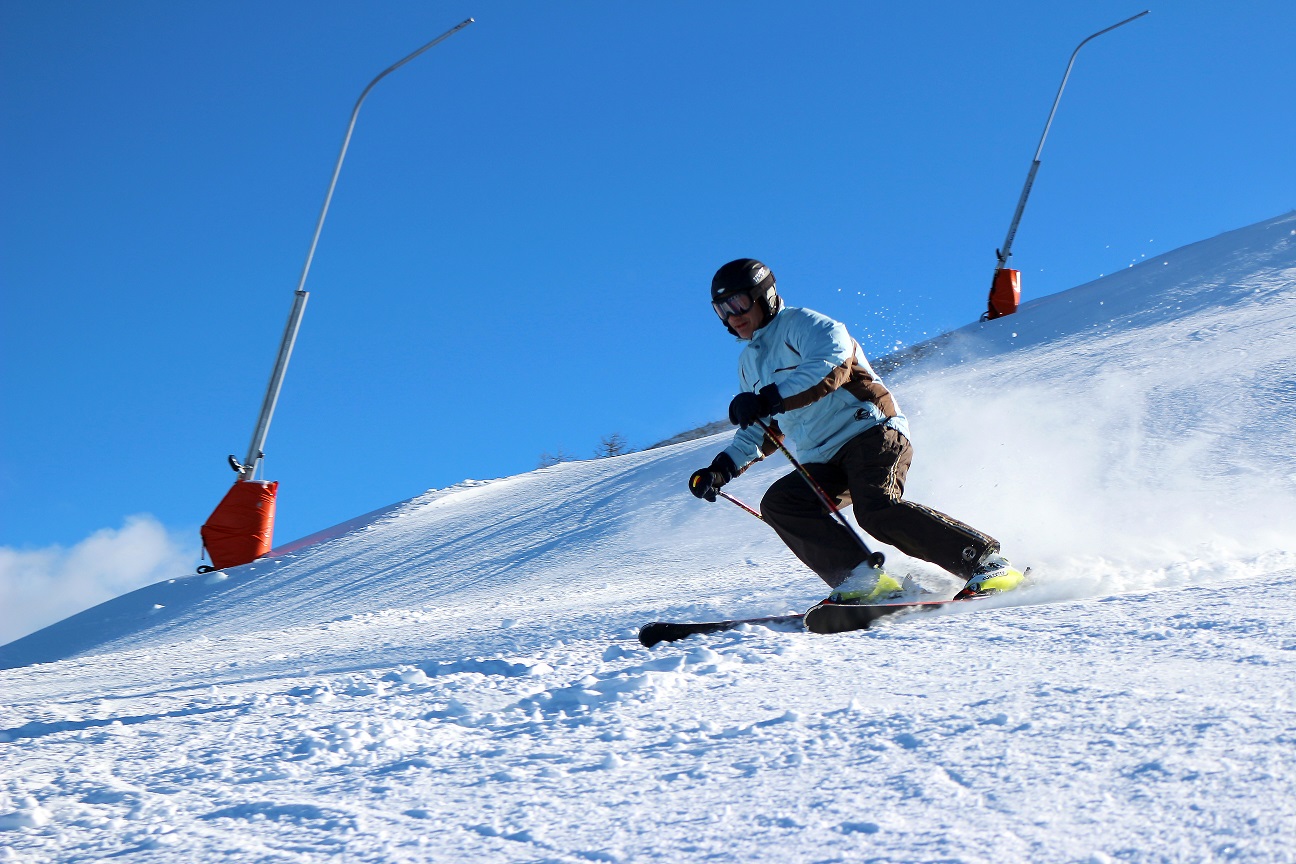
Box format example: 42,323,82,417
994,10,1148,274
237,18,475,480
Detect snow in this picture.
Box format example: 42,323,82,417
2,212,1296,862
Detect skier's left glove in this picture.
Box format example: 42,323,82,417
689,453,738,502
728,384,784,429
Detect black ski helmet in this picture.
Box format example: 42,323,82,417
711,258,780,335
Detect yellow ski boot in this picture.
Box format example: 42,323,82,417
827,566,904,605
957,551,1025,599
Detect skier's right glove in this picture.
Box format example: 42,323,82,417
728,384,784,429
689,453,738,502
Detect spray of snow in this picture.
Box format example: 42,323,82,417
884,212,1296,602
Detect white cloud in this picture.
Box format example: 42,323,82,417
0,516,197,646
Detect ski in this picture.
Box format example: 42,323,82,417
806,566,1033,634
638,593,1004,647
637,614,804,648
801,597,959,634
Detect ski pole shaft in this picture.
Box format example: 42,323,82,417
754,419,884,568
717,490,764,521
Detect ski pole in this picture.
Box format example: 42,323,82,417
717,490,764,521
754,419,885,568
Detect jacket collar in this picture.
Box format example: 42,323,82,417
745,305,784,345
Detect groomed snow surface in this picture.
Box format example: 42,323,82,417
3,212,1295,863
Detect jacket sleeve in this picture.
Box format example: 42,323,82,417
720,355,786,473
721,423,786,475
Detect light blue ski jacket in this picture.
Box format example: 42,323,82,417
721,306,909,472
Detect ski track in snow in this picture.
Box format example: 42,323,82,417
2,212,1295,862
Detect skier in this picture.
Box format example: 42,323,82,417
688,258,1023,604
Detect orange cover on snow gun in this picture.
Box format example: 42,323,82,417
200,480,278,570
985,268,1021,320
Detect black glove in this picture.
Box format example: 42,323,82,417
728,384,784,429
689,453,738,502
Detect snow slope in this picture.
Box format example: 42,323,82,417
2,212,1295,862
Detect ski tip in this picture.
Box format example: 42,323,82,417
637,622,671,648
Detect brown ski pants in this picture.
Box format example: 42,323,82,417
760,425,998,588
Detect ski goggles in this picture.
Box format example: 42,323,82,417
712,292,754,319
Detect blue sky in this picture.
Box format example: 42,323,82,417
2,0,1293,567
